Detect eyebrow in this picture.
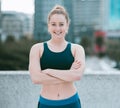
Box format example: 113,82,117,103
50,22,65,23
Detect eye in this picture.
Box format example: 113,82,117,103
51,23,56,26
59,23,64,26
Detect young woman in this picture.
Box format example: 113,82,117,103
29,5,85,108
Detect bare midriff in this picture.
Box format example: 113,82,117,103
40,82,77,100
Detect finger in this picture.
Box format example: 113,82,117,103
74,60,80,64
72,64,81,69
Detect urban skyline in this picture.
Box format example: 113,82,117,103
0,0,120,42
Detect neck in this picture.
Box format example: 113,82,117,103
49,39,67,46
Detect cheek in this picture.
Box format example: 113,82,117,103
62,27,68,32
48,27,53,32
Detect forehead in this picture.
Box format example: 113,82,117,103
49,14,67,23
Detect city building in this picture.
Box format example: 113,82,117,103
104,0,120,38
34,0,120,42
1,11,33,41
34,0,77,42
108,0,120,30
71,0,105,42
0,0,2,41
34,0,63,41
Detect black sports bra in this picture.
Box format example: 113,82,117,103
40,42,74,70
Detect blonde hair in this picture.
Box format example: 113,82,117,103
47,5,70,24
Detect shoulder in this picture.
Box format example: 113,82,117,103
70,43,85,57
29,42,44,57
30,42,43,51
71,43,85,52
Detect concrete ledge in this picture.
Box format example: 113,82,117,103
0,71,120,108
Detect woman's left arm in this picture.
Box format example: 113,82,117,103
43,44,85,82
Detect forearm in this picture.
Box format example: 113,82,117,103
44,66,85,82
41,70,66,85
30,70,66,85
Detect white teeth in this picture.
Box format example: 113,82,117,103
54,32,62,35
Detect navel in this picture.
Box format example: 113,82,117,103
57,93,60,97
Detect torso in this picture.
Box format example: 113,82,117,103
40,82,77,100
39,41,77,100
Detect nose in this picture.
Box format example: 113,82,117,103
55,25,61,31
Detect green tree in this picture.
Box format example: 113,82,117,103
0,38,37,70
5,35,15,43
80,36,92,55
106,39,120,70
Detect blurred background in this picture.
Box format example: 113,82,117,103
0,0,120,71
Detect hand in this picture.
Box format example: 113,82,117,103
70,60,81,70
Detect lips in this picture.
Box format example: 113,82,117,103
53,32,62,36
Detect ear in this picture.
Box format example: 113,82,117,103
48,23,50,33
65,31,68,35
66,23,69,33
48,23,50,28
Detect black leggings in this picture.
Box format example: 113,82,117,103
38,92,81,108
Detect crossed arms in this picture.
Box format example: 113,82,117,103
29,43,85,85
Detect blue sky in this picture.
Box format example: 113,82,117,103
1,0,34,14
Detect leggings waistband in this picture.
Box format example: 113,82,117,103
39,92,79,106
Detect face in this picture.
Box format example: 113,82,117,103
48,14,69,39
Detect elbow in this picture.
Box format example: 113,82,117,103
29,71,42,85
29,72,39,85
75,74,81,81
77,74,81,80
68,75,81,82
74,66,85,81
67,74,81,82
31,77,40,84
29,74,38,84
31,78,36,84
66,70,85,82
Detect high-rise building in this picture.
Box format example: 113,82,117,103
34,0,107,42
0,0,2,40
108,0,120,30
2,11,33,41
72,0,107,36
104,0,120,38
110,0,120,20
34,0,63,41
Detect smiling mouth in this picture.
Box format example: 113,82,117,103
54,32,62,36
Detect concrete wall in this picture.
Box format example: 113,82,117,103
0,71,120,108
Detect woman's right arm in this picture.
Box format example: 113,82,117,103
28,43,65,85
